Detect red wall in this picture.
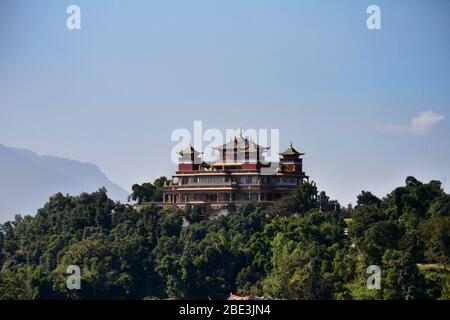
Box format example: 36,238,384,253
178,163,194,171
241,163,258,170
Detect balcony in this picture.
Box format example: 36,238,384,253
175,169,260,175
164,181,238,191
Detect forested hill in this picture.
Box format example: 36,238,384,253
0,176,449,300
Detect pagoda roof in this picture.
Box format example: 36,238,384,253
213,134,269,152
213,138,239,150
178,144,202,156
247,137,267,152
279,142,304,157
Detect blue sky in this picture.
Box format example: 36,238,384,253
1,0,449,205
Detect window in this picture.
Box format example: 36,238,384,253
198,176,225,183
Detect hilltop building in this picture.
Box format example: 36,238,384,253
163,134,308,208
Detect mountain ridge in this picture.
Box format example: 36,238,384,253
0,144,129,222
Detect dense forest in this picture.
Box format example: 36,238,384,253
0,176,449,300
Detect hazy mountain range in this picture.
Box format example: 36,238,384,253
0,144,129,223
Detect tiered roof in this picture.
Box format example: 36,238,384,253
178,144,202,160
279,142,304,157
213,133,269,152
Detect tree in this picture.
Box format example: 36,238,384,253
0,265,47,300
361,220,400,265
420,216,450,266
128,177,168,204
318,191,341,213
129,183,156,204
429,194,450,216
356,191,381,207
184,205,209,224
270,182,318,216
397,251,425,300
153,177,168,202
1,176,449,300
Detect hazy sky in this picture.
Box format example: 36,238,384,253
1,0,449,205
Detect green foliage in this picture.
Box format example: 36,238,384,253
0,176,449,300
269,182,318,216
356,191,382,208
129,177,167,204
184,205,209,224
420,216,450,265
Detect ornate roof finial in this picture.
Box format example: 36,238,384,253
239,128,243,138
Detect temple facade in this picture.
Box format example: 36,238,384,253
163,134,308,208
